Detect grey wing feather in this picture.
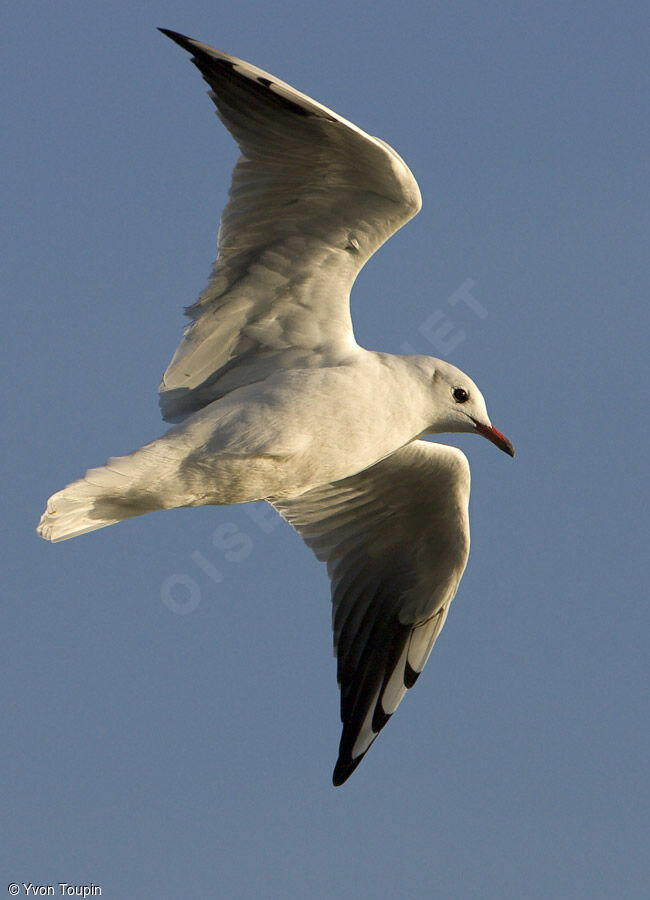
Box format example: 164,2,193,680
158,31,421,422
273,440,471,785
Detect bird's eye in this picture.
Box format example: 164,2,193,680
453,387,469,403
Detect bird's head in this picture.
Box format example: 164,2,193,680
424,358,515,456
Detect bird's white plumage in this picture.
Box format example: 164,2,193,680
157,35,421,423
37,30,513,786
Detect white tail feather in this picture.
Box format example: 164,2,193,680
37,456,164,543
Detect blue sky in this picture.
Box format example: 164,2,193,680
3,2,649,897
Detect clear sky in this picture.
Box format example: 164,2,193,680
3,2,649,897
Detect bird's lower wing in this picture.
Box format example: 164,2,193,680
273,440,471,785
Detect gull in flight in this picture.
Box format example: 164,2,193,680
38,29,514,785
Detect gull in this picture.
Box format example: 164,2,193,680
37,29,514,785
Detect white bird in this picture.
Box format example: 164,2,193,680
37,29,514,785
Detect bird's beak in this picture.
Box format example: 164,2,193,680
473,420,515,457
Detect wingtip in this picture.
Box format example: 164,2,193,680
332,752,365,787
158,29,229,71
158,28,196,52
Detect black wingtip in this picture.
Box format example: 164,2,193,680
332,752,366,787
158,27,179,40
158,28,196,53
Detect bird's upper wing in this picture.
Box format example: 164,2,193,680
158,30,422,422
272,440,470,785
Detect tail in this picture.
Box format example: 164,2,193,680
37,449,169,543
